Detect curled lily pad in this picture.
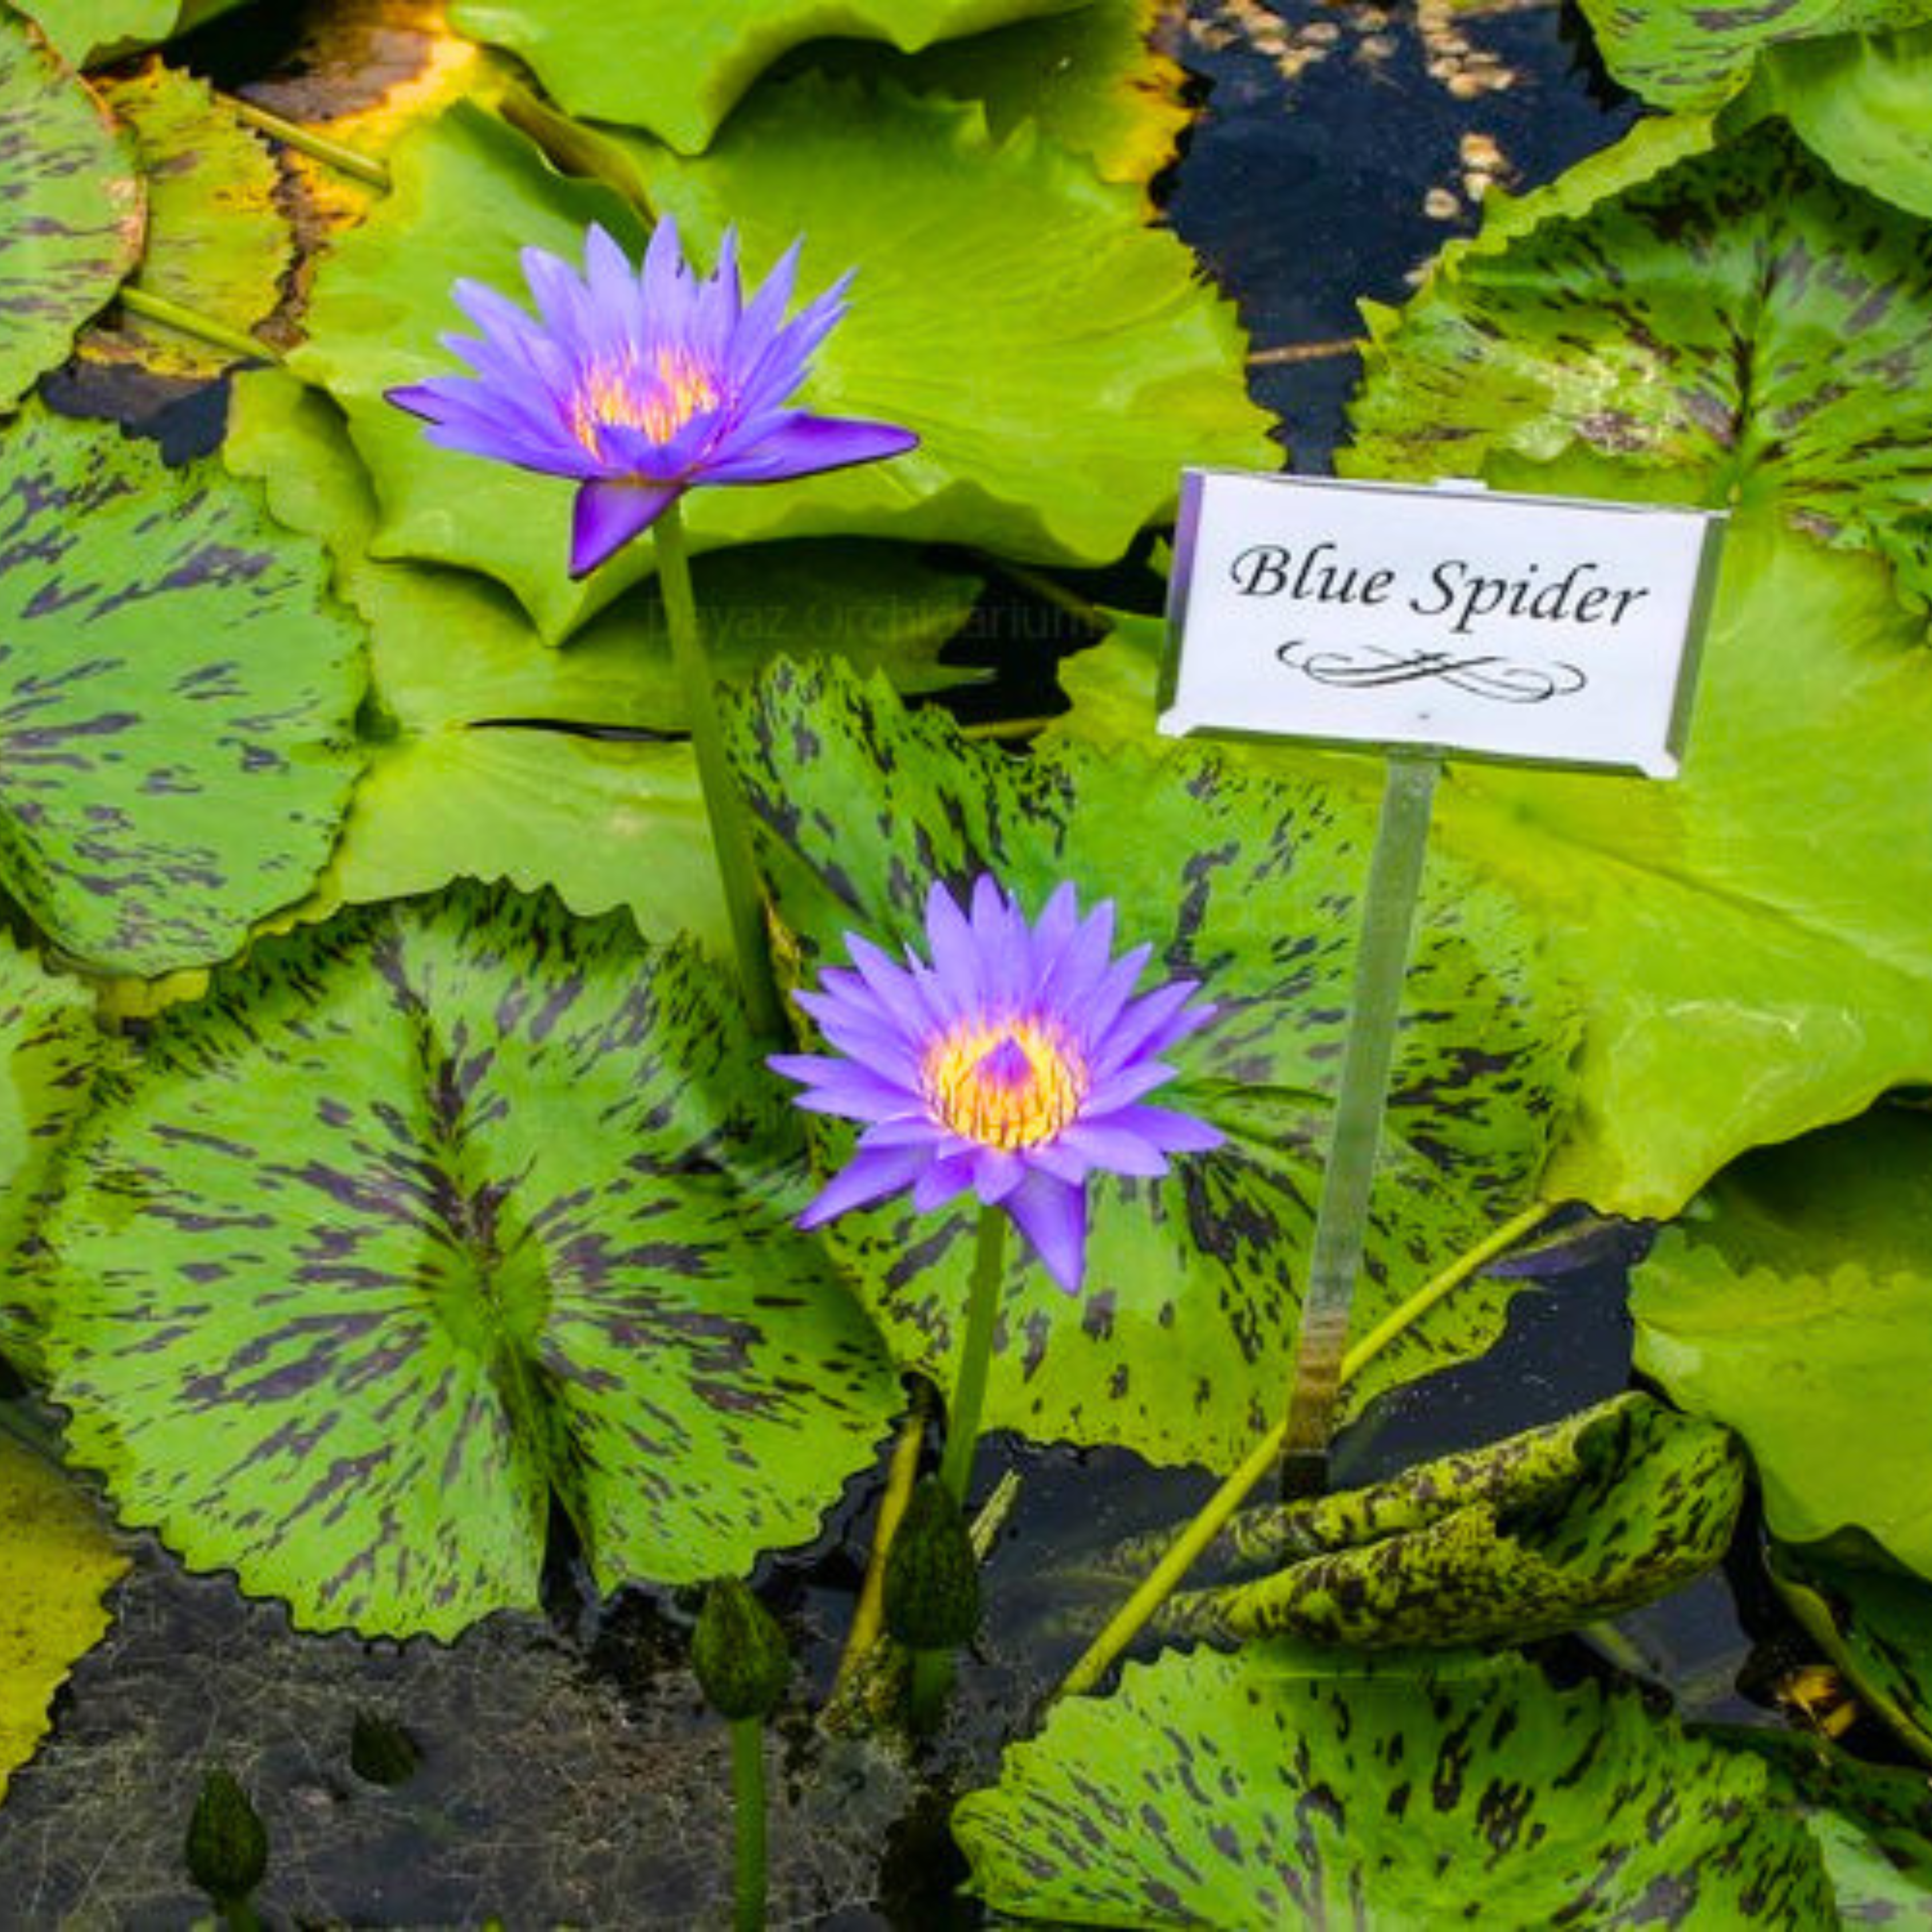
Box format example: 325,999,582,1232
225,369,981,953
446,0,1088,153
730,658,1578,1470
0,403,365,976
84,64,290,379
1060,501,1932,1219
0,11,142,411
1574,0,1932,109
0,1432,128,1803
954,1645,1835,1925
1347,121,1932,609
1633,1108,1932,1579
293,90,1272,641
36,884,901,1639
15,0,246,69
1148,1393,1745,1648
1770,1540,1932,1765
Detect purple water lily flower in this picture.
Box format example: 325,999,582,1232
386,218,919,577
771,876,1223,1295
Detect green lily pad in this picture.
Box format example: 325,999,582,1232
0,403,365,977
1770,1539,1932,1765
36,884,900,1639
226,369,982,953
1632,1108,1932,1579
16,0,247,69
0,1432,128,1803
0,929,104,1371
292,90,1273,642
1153,1393,1746,1648
1346,121,1932,609
1060,502,1932,1218
732,658,1577,1471
445,0,1088,153
796,0,1191,187
84,63,290,379
1732,22,1932,219
1739,1730,1932,1926
954,1645,1835,1925
1573,0,1932,109
0,12,142,411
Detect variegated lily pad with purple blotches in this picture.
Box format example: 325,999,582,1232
0,10,142,410
35,884,900,1639
0,404,365,976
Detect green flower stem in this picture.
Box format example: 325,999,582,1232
220,96,390,187
653,500,784,1041
907,1646,954,1736
116,287,279,365
728,1716,768,1932
1052,1199,1550,1703
1280,750,1440,1489
937,1207,1008,1508
833,1390,929,1694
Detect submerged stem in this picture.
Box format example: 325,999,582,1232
1051,1199,1552,1702
937,1207,1008,1508
728,1717,767,1931
116,287,279,365
653,500,784,1041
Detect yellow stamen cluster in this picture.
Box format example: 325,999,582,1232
922,1016,1088,1152
570,346,721,457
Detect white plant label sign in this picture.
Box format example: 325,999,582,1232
1161,471,1726,777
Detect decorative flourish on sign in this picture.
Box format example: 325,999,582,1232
1275,641,1588,705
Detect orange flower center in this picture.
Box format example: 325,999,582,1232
922,1017,1087,1151
570,346,720,457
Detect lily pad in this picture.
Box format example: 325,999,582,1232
1346,121,1932,609
730,658,1577,1471
0,927,106,1372
0,1431,128,1804
85,64,290,379
1732,22,1932,219
1153,1393,1746,1648
796,0,1191,187
0,11,143,412
954,1645,1835,1925
292,90,1273,641
1060,501,1932,1218
225,369,981,952
445,0,1088,153
1770,1539,1932,1765
17,0,248,69
1631,1108,1932,1578
36,884,901,1639
0,403,365,976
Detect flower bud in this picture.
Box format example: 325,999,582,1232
692,1577,791,1721
884,1476,981,1652
184,1767,267,1906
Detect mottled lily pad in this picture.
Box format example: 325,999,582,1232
1152,1393,1746,1647
1574,0,1932,108
1770,1540,1932,1765
84,64,290,378
225,369,981,954
446,0,1088,152
730,658,1578,1471
1059,502,1932,1218
1348,121,1932,609
0,1432,128,1803
0,404,365,976
292,91,1273,641
1633,1109,1932,1578
37,884,901,1639
0,12,142,410
954,1645,1835,1924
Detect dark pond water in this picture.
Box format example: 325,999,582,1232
0,5,1771,1926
